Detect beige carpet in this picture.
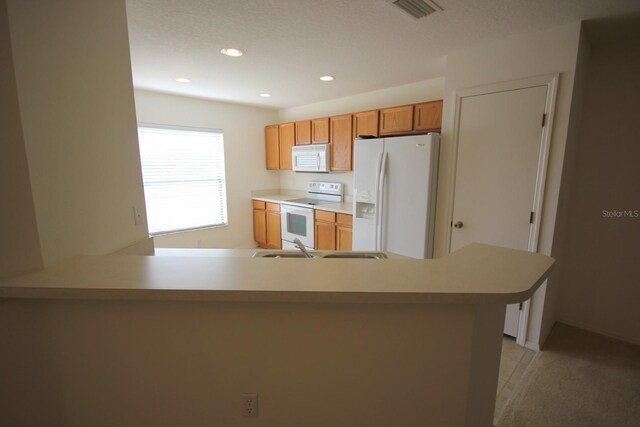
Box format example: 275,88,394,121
497,323,640,427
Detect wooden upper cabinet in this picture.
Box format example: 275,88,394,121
330,114,353,171
353,110,379,139
279,123,295,170
311,118,330,144
295,120,311,145
414,100,443,132
379,105,414,135
265,125,280,170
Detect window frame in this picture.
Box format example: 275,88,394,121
137,122,229,236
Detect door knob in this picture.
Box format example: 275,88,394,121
453,221,464,229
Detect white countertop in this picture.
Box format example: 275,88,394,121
315,202,353,215
0,244,554,305
251,194,297,203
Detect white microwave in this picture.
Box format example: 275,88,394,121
292,144,330,173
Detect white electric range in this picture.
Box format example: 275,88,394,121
280,182,344,249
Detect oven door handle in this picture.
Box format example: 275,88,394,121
282,206,312,216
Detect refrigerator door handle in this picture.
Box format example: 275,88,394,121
376,152,388,251
373,152,383,248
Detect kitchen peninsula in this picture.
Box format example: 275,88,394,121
0,244,553,427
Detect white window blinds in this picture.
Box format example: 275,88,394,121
137,125,228,235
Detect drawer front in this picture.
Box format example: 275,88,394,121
336,213,353,226
252,200,266,210
315,210,336,223
266,202,280,213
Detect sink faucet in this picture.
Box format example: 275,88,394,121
293,238,314,258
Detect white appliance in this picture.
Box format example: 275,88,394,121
292,144,330,173
281,182,343,249
353,133,440,259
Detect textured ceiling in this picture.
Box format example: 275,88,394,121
126,0,640,109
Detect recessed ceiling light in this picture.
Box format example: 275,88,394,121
259,93,272,97
175,77,191,83
319,75,334,81
221,48,244,57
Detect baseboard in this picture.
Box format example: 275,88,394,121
555,318,640,347
524,340,540,351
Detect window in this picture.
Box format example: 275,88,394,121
137,125,228,235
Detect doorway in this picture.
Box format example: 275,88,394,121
448,75,557,341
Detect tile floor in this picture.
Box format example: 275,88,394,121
494,337,536,425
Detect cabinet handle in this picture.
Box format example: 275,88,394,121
453,221,464,229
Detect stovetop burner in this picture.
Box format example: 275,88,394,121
280,181,344,208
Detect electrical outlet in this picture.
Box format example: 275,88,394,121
132,206,142,226
242,393,258,417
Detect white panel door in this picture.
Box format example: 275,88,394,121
450,85,547,337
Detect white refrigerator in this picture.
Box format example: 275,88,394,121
352,133,440,258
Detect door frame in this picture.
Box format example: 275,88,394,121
445,74,559,346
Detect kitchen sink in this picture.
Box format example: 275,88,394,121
253,251,320,258
321,252,387,259
253,251,387,259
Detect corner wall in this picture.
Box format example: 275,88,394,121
6,0,148,266
0,0,42,279
439,22,583,348
538,26,592,346
134,90,280,249
556,38,640,345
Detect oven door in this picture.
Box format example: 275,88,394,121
280,204,314,249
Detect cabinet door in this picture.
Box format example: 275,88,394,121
336,214,353,251
414,100,443,132
295,120,311,145
336,225,352,251
253,209,267,248
279,123,295,170
379,105,414,135
265,125,280,170
315,221,336,250
311,118,329,144
353,110,379,139
330,114,353,171
266,210,282,249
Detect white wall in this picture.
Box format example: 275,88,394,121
7,0,148,266
556,38,640,345
134,90,280,248
278,78,445,195
439,22,583,348
0,298,504,427
539,26,591,346
0,0,43,279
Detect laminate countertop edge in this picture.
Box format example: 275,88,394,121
0,244,554,305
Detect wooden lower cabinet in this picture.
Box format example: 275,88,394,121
315,210,352,251
253,200,281,249
336,213,353,251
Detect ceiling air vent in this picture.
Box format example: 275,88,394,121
389,0,442,19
